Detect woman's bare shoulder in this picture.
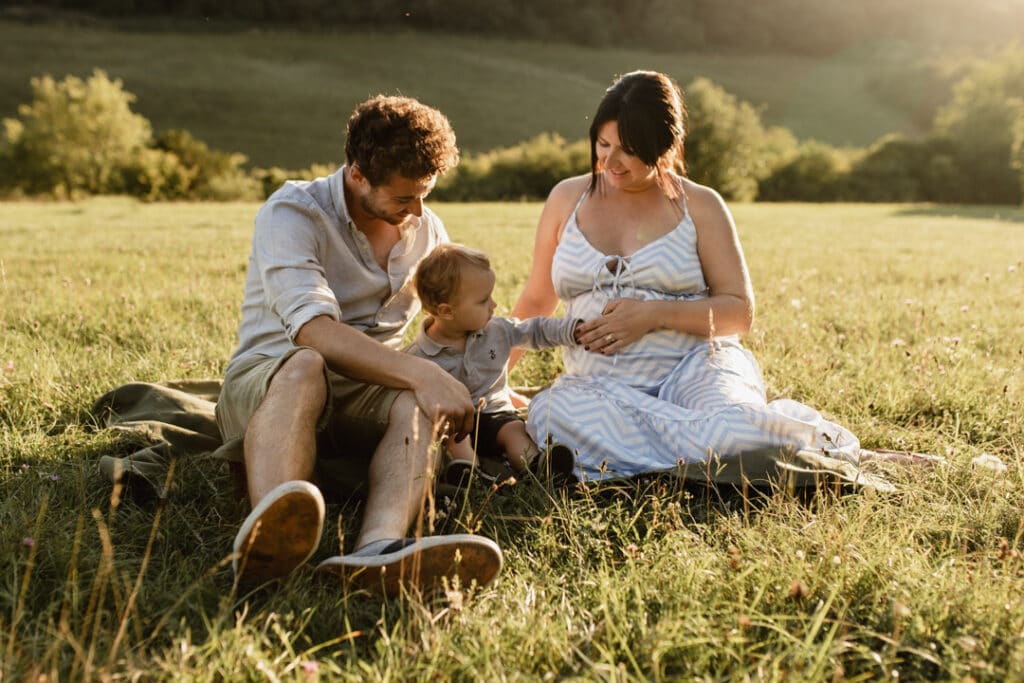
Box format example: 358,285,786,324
537,175,591,231
548,174,590,205
678,177,726,211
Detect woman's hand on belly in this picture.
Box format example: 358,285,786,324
576,298,656,355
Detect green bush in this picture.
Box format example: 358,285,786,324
932,46,1024,204
1013,113,1024,202
155,129,261,200
1,69,153,197
252,162,338,199
757,141,851,202
0,71,269,200
843,134,963,202
433,133,589,201
116,146,195,201
683,78,795,201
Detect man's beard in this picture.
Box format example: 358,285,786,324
360,195,410,227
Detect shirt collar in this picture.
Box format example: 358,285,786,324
331,164,423,245
413,317,448,357
413,318,486,356
329,165,353,228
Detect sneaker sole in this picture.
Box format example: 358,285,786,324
314,534,503,596
233,480,325,585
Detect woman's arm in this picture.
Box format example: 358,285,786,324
508,176,589,369
576,182,755,353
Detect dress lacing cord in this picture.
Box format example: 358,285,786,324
590,254,637,301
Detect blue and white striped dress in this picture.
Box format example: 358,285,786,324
526,194,861,481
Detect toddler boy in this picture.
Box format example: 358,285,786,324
407,243,577,486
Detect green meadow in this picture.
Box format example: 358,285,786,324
1,199,1023,680
0,20,948,169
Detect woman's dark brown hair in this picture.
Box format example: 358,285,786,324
588,70,686,197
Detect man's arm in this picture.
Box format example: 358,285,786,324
295,315,475,440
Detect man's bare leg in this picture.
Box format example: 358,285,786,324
313,391,503,594
243,349,326,505
354,390,438,549
233,349,328,583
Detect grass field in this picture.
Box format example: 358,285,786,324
1,199,1023,680
0,20,958,169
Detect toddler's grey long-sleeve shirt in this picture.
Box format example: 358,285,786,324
405,316,579,413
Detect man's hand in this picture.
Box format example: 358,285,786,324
410,362,476,442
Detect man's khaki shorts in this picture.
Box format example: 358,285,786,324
216,347,402,495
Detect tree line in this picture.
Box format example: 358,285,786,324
2,46,1022,204
15,0,1024,56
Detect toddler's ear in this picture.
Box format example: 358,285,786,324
436,303,455,320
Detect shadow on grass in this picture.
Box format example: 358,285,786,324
892,204,1024,224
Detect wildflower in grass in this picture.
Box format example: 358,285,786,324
50,474,59,481
890,338,906,347
445,587,464,611
787,580,809,600
22,537,35,547
3,361,13,372
960,305,970,312
42,401,54,410
790,298,801,308
301,661,319,675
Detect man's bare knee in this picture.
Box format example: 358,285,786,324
388,390,433,440
270,349,326,396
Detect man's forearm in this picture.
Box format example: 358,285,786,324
294,315,429,390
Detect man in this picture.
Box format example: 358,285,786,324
216,95,502,594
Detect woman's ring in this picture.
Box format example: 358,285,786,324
605,334,615,343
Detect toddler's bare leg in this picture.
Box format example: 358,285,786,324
446,435,478,466
496,420,540,472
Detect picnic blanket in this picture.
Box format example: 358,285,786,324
93,381,907,498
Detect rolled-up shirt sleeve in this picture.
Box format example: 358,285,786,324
253,198,342,342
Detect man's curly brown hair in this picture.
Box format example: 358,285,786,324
344,95,459,186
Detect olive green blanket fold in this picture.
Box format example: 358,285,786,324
93,380,242,500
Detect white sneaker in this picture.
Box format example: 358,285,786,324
315,534,503,596
233,480,325,585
